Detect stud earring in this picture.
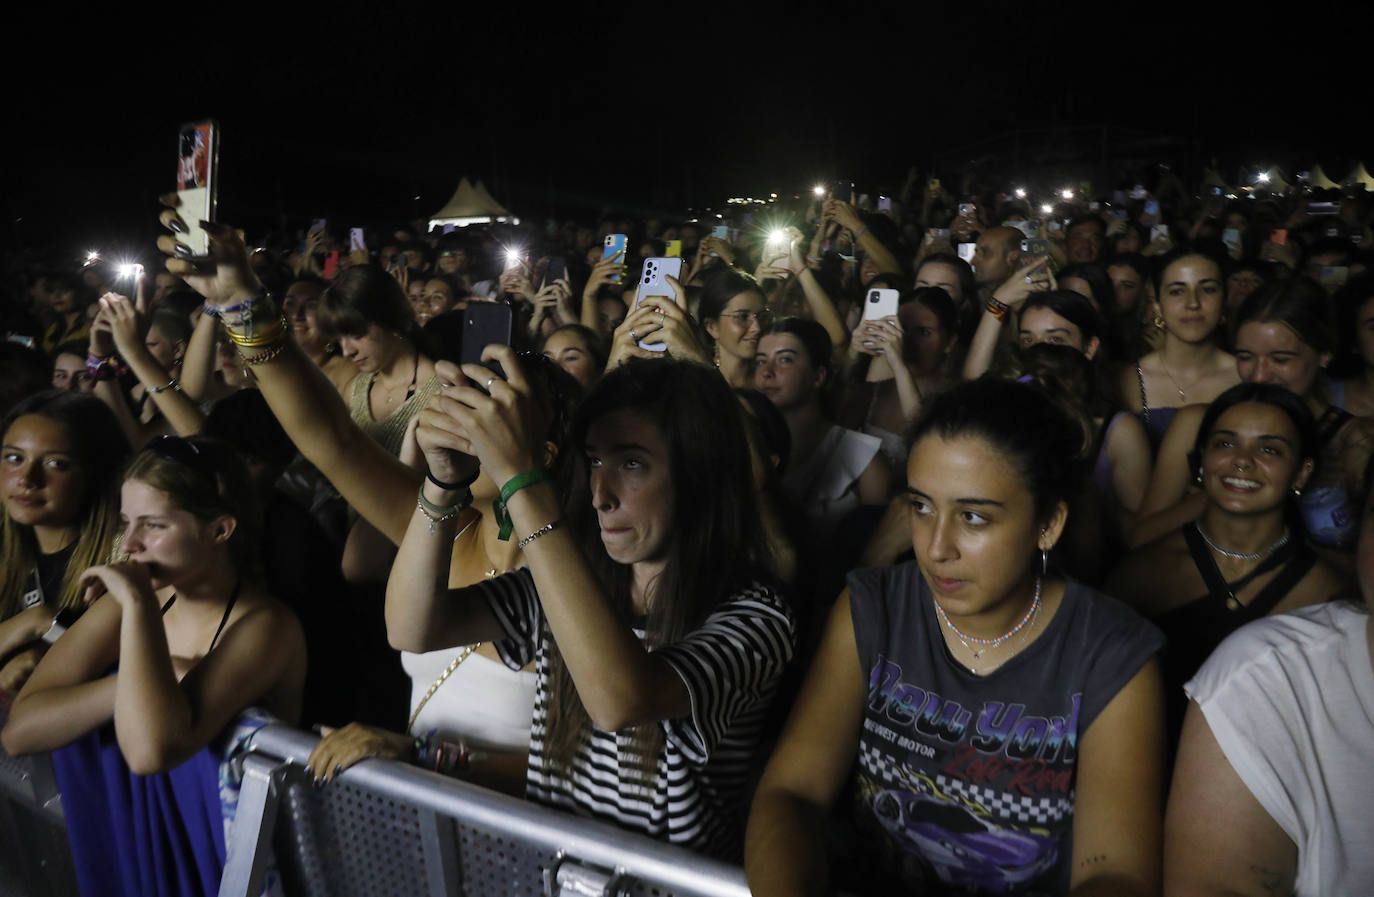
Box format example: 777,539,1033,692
1293,486,1303,497
1152,314,1166,330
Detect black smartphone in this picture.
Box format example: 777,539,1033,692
461,302,514,385
544,256,567,285
175,120,220,258
831,179,854,204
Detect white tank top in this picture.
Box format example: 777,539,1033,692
400,648,536,751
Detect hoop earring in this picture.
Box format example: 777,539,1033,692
1152,314,1166,330
1040,528,1049,577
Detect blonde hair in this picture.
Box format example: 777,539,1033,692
0,392,130,617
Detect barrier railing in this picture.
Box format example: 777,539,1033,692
221,724,753,897
0,703,80,897
0,710,754,897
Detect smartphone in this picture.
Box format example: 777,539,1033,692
928,178,941,190
1129,184,1148,200
1046,220,1063,235
1021,238,1049,260
862,288,899,322
664,240,682,258
602,234,627,283
349,227,366,253
831,179,854,204
442,223,457,234
1307,201,1340,216
174,120,220,258
1269,228,1288,245
710,225,729,240
1151,224,1170,242
1222,228,1242,256
322,250,340,280
761,231,790,270
877,196,892,212
309,218,327,235
927,227,950,241
544,256,567,285
1144,199,1160,217
635,258,685,352
1006,220,1034,238
957,243,977,263
461,302,515,383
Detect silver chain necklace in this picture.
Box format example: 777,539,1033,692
1195,524,1289,561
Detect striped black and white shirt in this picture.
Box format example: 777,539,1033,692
481,568,795,860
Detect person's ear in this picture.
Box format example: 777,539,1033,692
704,318,720,341
1318,350,1333,370
207,514,237,546
1038,500,1069,551
1083,336,1101,361
173,340,188,363
541,440,559,470
1293,457,1315,494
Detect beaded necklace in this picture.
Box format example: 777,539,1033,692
934,577,1042,665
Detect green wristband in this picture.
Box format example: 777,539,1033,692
492,468,549,541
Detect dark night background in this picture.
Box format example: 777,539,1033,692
7,3,1372,263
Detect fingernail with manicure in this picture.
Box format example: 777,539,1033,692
167,218,186,234
172,243,193,258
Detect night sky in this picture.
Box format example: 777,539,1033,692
8,4,1371,263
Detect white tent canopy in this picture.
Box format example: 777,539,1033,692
1343,163,1374,191
428,177,518,229
1309,164,1341,190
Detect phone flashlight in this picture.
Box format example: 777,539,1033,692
84,251,100,266
813,185,825,197
117,263,143,280
768,229,787,245
504,249,522,265
1256,171,1271,184
1060,189,1074,200
1040,203,1054,215
1014,187,1027,199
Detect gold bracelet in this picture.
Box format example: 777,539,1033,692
225,316,288,348
239,342,287,365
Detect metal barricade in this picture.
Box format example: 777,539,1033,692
220,724,752,897
0,704,80,897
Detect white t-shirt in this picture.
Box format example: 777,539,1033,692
1185,601,1374,896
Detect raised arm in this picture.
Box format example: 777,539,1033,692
179,306,220,401
824,200,901,276
580,252,625,331
157,210,421,544
101,294,204,438
745,591,865,897
428,351,695,730
788,237,847,347
961,259,1053,381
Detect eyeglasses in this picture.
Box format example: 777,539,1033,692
722,308,774,327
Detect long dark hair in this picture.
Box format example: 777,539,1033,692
909,379,1086,523
545,358,772,774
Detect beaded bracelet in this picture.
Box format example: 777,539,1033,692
417,484,473,534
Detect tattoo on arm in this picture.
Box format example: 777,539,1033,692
1078,854,1108,869
1248,864,1285,894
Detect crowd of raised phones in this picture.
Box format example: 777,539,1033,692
0,168,1371,896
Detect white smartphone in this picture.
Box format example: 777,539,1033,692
862,288,900,322
175,120,219,258
349,227,366,253
636,257,683,352
957,242,977,263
